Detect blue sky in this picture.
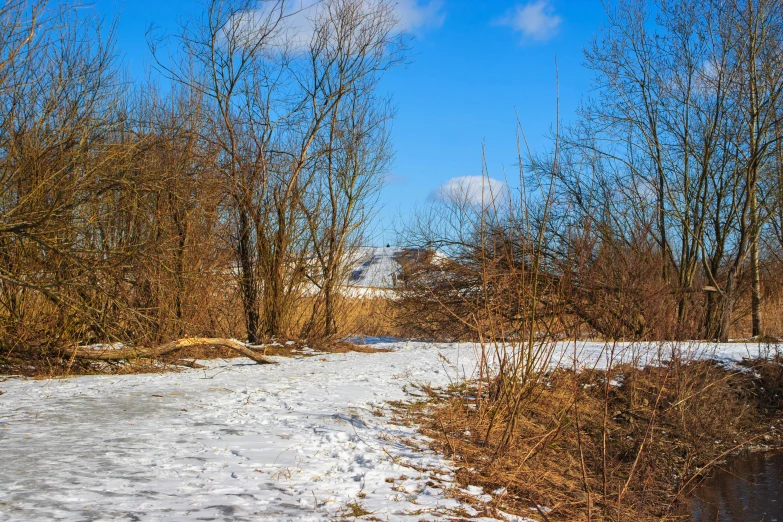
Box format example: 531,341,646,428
93,0,607,243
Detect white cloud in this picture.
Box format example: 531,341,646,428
429,176,507,206
693,58,723,95
394,0,445,34
227,0,444,52
499,1,561,42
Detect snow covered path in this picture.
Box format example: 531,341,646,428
0,340,768,521
0,343,490,522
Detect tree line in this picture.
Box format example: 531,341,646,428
0,0,401,365
399,0,783,343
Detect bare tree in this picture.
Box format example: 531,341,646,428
554,0,783,340
302,92,391,338
725,0,783,337
151,0,405,342
0,1,138,350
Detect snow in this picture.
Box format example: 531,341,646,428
79,342,126,351
0,340,769,521
0,343,499,521
346,246,402,289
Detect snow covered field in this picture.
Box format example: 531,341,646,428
0,340,771,521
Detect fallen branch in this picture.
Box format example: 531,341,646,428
73,337,276,365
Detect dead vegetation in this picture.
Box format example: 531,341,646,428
0,0,406,375
398,356,783,521
71,338,275,365
0,335,389,377
389,2,783,514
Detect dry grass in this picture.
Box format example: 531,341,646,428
0,336,390,378
337,297,402,338
340,500,373,518
315,341,392,354
0,289,402,378
0,286,402,378
398,357,783,521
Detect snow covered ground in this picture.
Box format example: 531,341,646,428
0,340,772,521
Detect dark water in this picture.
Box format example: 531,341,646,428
691,451,783,522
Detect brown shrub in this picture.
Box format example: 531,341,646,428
401,357,783,521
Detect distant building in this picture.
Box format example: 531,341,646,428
344,246,436,297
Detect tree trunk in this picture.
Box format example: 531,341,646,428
676,295,687,338
750,183,761,338
171,197,187,336
74,337,276,364
237,209,259,344
324,277,336,337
